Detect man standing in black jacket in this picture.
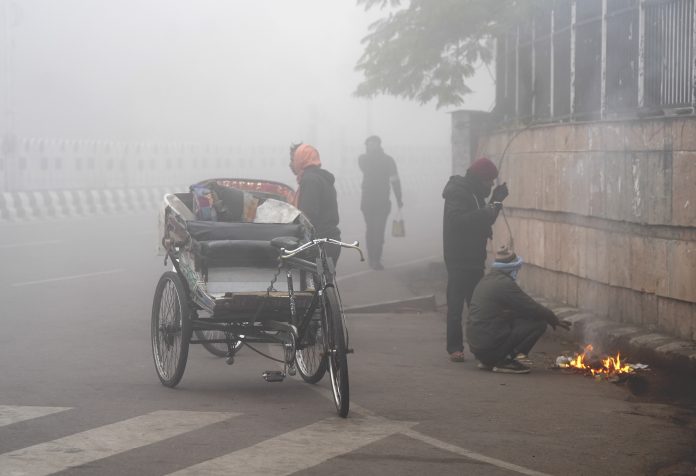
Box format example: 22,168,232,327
467,246,571,373
359,135,403,270
442,157,508,362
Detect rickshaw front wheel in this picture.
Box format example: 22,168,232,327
151,271,192,388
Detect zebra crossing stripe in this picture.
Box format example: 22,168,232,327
0,410,238,476
167,415,415,476
0,406,71,427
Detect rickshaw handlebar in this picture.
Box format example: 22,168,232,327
281,238,365,262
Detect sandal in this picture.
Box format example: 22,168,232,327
449,351,466,362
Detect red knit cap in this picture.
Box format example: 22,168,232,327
468,157,498,181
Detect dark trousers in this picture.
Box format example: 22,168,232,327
473,318,548,366
446,267,484,354
362,208,390,265
326,242,341,267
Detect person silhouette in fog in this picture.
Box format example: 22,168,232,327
358,135,402,270
290,143,342,265
442,157,508,362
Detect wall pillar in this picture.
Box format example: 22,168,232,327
450,110,490,176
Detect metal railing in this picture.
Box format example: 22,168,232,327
497,0,696,123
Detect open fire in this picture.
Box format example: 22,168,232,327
556,344,637,377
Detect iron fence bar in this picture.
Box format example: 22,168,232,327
639,0,646,107
669,0,675,105
504,34,509,103
692,0,696,107
660,3,665,104
570,0,577,117
600,0,608,119
515,25,520,117
531,16,536,118
551,5,556,117
675,0,680,104
684,0,691,105
679,0,685,104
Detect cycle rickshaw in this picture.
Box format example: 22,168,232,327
153,178,362,417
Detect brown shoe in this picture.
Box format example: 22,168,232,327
449,351,466,362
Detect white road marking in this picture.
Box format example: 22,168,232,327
167,415,415,476
0,240,61,250
0,406,71,427
403,429,554,476
11,269,125,287
305,384,552,476
0,410,238,476
337,254,440,282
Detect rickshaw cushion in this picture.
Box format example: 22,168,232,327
194,239,280,268
187,221,303,242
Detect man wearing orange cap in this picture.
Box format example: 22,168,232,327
442,157,508,362
290,143,342,264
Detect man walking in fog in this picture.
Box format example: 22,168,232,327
442,157,508,362
359,135,403,270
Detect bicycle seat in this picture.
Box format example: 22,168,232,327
270,236,301,251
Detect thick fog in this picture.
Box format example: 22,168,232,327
1,0,495,279
3,0,493,151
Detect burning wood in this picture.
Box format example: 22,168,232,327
555,345,648,378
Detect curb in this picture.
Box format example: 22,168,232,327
535,297,696,377
344,295,437,314
410,261,696,377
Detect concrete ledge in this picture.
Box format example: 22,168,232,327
539,297,696,377
344,295,437,314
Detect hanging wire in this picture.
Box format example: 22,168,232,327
492,122,535,251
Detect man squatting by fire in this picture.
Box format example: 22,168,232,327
467,245,572,374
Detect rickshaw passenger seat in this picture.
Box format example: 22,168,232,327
194,240,281,268
187,221,303,242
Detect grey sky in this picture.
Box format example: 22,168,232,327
3,0,494,149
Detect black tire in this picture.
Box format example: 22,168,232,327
151,272,191,387
295,309,327,383
323,285,349,417
194,329,229,358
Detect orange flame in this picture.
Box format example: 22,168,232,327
562,344,633,376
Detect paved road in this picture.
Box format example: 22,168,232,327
1,212,695,475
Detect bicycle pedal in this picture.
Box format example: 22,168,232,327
262,371,285,383
346,348,354,354
287,364,297,376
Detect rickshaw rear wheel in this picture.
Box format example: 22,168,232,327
295,310,327,383
323,286,349,417
194,329,230,358
151,271,192,388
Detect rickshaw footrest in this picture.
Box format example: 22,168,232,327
262,371,285,382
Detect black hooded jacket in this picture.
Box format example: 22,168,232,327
297,166,341,240
442,172,497,270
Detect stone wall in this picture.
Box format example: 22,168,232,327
477,117,696,341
